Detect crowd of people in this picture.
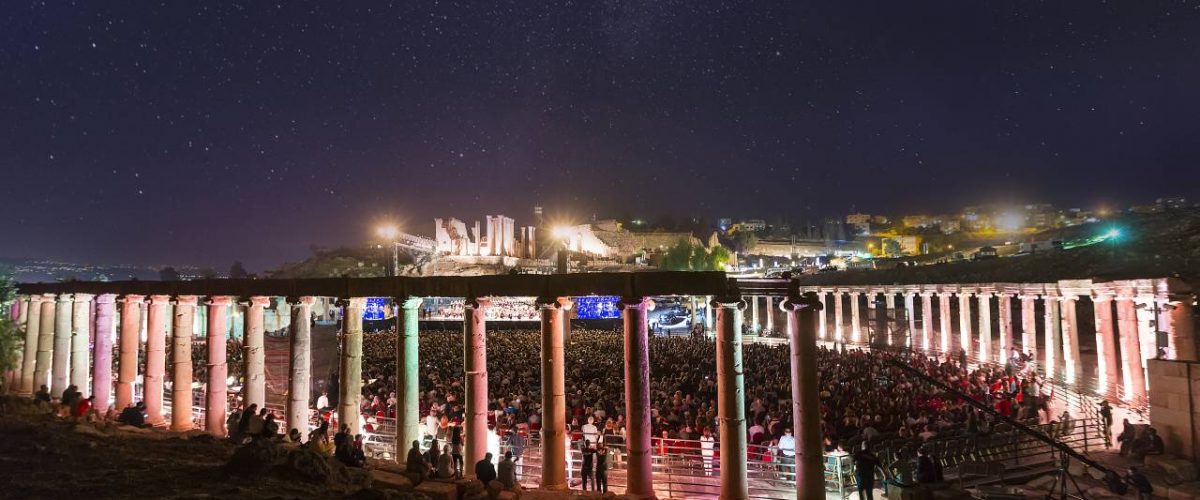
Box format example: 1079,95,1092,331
344,326,1095,491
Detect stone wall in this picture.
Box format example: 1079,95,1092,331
1147,359,1200,460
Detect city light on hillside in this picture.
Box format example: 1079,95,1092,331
376,225,399,240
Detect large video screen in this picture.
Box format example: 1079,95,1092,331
573,295,621,320
363,297,389,321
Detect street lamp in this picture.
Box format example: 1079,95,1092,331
376,225,400,276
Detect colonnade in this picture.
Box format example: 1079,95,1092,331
6,288,827,499
802,277,1196,403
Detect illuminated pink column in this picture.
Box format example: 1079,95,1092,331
70,294,93,390
1020,294,1038,358
1116,294,1146,401
621,297,654,498
338,297,366,436
172,296,197,431
206,296,232,436
714,298,748,498
1043,292,1061,379
19,295,44,395
91,295,116,412
144,295,170,424
783,294,824,499
286,297,314,439
938,292,952,352
243,296,269,411
1059,296,1081,383
1164,292,1196,361
977,292,993,363
51,294,74,395
849,291,861,343
463,297,490,475
958,293,973,357
1092,290,1119,394
115,294,143,410
997,293,1013,363
920,292,934,351
34,295,57,393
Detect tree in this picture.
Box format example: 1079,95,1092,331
230,261,249,280
659,240,733,271
0,266,21,394
159,266,181,281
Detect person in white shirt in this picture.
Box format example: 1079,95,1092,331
581,416,599,446
315,391,330,412
700,427,716,476
425,411,440,438
777,427,797,473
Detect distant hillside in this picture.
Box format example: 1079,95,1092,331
797,209,1200,287
265,247,404,279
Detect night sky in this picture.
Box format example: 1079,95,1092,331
2,2,1198,271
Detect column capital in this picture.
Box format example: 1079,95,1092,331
780,292,822,312
247,295,271,307
148,294,172,305
464,296,490,310
40,293,57,300
710,298,747,310
120,294,145,304
207,295,234,307
72,293,95,303
174,295,199,306
617,297,652,311
396,296,423,309
537,296,576,310
55,293,73,303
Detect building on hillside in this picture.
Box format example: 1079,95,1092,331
558,220,696,261
747,238,865,259
733,219,767,232
434,215,536,258
846,213,872,235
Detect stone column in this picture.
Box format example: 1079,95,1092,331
849,291,861,343
817,291,829,340
783,294,824,499
243,296,269,411
20,295,44,395
395,297,423,465
1116,295,1146,402
143,295,170,424
997,293,1013,363
115,295,143,410
621,297,654,498
883,292,897,345
206,296,232,436
1060,296,1081,384
50,294,73,395
920,292,934,351
70,294,93,390
750,295,760,332
1092,291,1119,395
287,297,315,439
765,295,775,333
833,291,845,342
938,292,952,353
338,297,366,437
1044,294,1061,379
172,296,197,431
1165,293,1197,361
1020,295,1038,358
978,292,993,363
463,297,490,475
704,295,714,331
714,298,748,499
538,297,570,489
958,293,973,357
34,295,57,393
91,294,116,411
904,293,917,349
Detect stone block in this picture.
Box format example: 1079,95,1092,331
1167,482,1200,500
1149,456,1199,485
1025,475,1057,491
415,480,459,500
372,470,414,491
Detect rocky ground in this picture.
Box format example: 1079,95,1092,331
0,396,409,499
